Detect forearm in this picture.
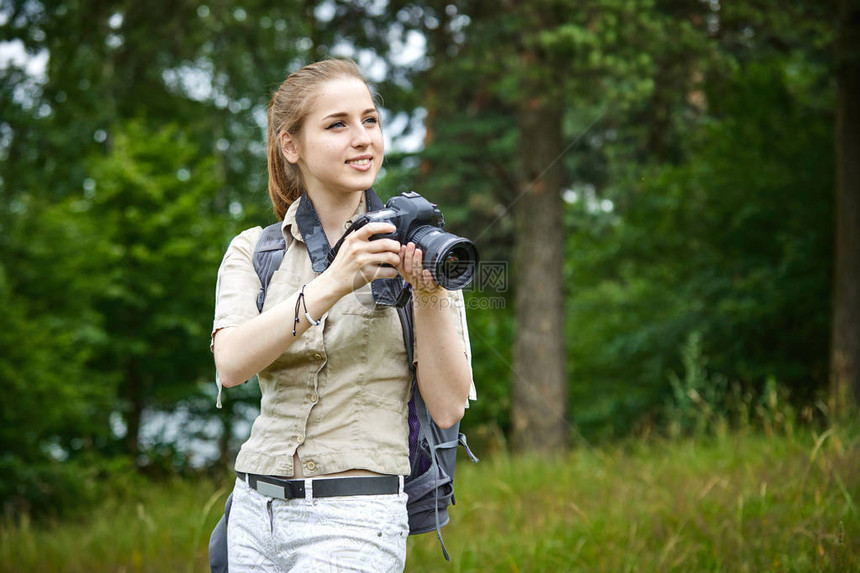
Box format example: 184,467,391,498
412,292,471,429
213,274,345,387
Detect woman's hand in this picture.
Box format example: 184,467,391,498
324,222,402,297
397,242,444,297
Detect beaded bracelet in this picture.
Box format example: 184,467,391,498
292,284,320,336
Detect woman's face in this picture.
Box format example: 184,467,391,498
284,77,384,199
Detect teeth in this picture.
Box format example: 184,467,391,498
349,159,370,165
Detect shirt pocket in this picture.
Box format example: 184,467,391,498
338,285,410,408
338,284,381,317
339,285,401,332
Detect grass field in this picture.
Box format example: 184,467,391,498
1,426,857,572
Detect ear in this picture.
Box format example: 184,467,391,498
280,132,300,164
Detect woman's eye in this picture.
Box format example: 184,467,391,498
326,121,346,130
364,116,379,126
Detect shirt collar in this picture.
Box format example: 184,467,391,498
281,193,371,245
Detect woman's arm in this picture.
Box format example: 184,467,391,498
399,243,472,429
214,273,341,387
214,222,401,387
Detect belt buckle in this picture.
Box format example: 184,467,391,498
250,475,306,500
254,479,287,499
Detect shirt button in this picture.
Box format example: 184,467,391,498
310,393,319,403
297,433,304,443
305,461,316,471
313,353,323,360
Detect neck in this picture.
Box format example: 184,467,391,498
307,189,365,245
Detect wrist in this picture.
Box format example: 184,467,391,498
314,269,352,302
308,274,349,308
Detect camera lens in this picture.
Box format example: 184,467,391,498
408,226,479,290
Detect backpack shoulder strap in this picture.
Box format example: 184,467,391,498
253,222,286,313
395,296,415,367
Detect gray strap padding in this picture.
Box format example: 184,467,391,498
253,223,286,312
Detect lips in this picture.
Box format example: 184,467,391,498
346,155,373,171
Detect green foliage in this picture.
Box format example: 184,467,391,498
0,197,117,515
460,292,515,454
80,120,230,465
0,117,230,513
566,55,834,438
86,121,225,389
666,332,730,438
664,332,798,440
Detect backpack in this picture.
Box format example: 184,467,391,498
208,223,478,571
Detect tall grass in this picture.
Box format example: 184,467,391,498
2,426,857,572
409,427,858,572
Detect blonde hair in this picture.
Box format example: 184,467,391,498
267,58,374,220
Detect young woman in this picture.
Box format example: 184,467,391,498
211,58,475,571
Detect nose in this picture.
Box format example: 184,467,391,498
352,125,372,147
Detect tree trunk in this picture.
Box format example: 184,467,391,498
511,98,568,452
831,0,860,415
125,359,143,461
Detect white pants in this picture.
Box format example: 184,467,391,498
227,477,408,572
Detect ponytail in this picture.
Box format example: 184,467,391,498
267,101,301,220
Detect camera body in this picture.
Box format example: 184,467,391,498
332,191,479,290
359,191,444,243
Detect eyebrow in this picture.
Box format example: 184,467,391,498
321,108,378,121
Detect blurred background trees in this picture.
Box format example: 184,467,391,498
1,0,855,517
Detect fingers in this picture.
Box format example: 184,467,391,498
396,242,413,276
399,242,441,293
327,224,402,293
349,249,401,270
364,238,402,256
344,223,399,255
354,222,396,241
399,242,420,278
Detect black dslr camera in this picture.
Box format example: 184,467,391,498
330,191,479,290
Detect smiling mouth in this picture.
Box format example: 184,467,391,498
346,157,372,166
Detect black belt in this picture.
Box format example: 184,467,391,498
237,471,400,500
